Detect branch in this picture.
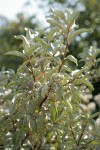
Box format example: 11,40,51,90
39,81,54,109
69,124,78,146
77,123,87,146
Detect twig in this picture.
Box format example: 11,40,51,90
69,124,78,146
77,123,87,146
39,81,54,108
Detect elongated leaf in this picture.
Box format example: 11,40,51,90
67,10,79,28
66,55,78,66
25,28,33,40
70,85,80,102
37,57,54,64
63,65,72,72
51,9,66,23
56,82,63,101
73,79,94,90
47,28,56,41
15,35,29,53
64,8,71,16
50,105,58,122
89,112,100,120
17,60,29,72
28,44,40,55
69,28,92,42
46,18,66,33
73,66,87,78
4,51,27,59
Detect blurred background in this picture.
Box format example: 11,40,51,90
0,0,100,115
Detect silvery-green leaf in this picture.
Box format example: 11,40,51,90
28,44,40,56
67,10,79,28
50,105,58,122
73,66,87,78
66,55,78,66
89,112,100,120
14,35,29,53
63,65,72,72
25,28,33,40
73,79,94,90
46,18,66,33
4,51,27,59
56,82,63,101
64,9,72,16
51,9,66,22
47,28,56,41
37,57,54,63
69,28,92,42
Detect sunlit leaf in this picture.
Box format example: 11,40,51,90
66,55,78,66
15,35,29,53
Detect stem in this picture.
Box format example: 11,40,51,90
70,124,78,146
39,81,54,109
77,123,87,146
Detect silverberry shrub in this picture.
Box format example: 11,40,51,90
0,8,100,150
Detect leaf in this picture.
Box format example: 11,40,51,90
69,28,92,42
66,55,78,66
37,57,54,64
73,66,87,78
15,35,29,53
73,79,94,90
51,8,66,23
17,60,29,72
46,18,66,33
34,36,47,46
25,28,33,40
50,105,58,122
56,82,63,101
63,65,72,72
9,93,23,114
28,44,40,55
89,112,100,120
70,85,80,102
67,10,79,28
30,119,37,133
37,29,46,36
91,140,100,146
4,51,27,59
47,28,56,41
64,8,71,16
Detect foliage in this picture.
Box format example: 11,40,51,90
0,13,37,70
0,8,100,149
